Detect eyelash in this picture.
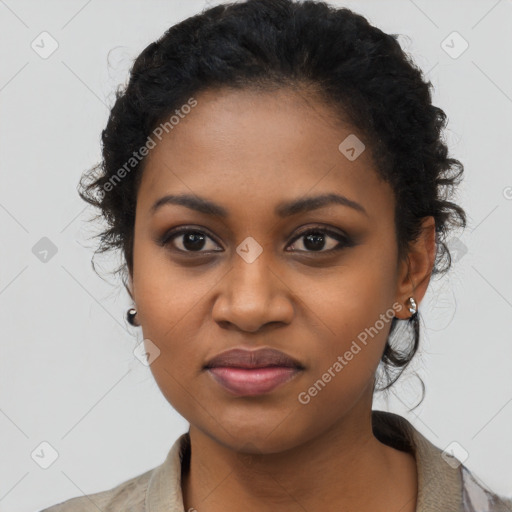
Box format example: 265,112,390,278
158,225,354,255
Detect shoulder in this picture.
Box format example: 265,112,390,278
38,466,155,512
461,465,512,512
38,433,189,512
371,410,512,511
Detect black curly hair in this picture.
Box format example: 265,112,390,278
78,0,466,403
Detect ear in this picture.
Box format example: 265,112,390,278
394,216,436,319
126,270,135,302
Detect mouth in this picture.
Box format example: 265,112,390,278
203,347,304,396
205,366,302,396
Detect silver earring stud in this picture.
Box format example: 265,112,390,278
127,307,139,326
407,297,417,317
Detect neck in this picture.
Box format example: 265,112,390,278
181,408,417,512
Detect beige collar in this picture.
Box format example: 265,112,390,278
146,410,463,512
372,410,464,511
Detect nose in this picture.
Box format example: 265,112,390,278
211,251,294,333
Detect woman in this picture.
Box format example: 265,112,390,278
41,0,512,510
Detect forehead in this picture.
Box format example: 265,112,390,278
137,87,394,219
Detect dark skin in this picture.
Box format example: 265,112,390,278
127,87,436,512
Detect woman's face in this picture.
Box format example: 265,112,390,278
129,87,430,453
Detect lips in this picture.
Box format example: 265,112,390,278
204,347,304,370
203,347,304,396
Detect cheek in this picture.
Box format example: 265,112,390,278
131,239,213,389
305,244,398,334
135,280,212,421
132,234,213,332
301,253,398,399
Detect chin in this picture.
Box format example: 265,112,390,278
198,415,309,455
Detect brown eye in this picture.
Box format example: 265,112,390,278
158,225,354,255
160,228,222,253
287,228,353,253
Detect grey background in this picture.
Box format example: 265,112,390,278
0,0,511,510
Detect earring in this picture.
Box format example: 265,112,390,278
407,297,417,318
126,307,139,326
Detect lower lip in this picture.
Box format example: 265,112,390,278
206,366,301,396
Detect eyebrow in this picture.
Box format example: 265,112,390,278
150,192,368,218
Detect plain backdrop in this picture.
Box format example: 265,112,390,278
0,0,511,510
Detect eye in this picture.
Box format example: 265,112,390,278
159,225,353,255
286,227,352,253
160,227,222,253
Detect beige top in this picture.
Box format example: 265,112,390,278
39,410,512,512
